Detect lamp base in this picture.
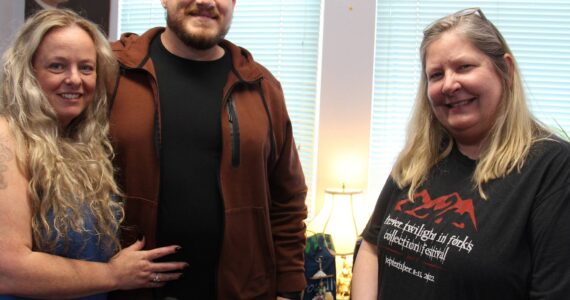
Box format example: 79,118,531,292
336,255,353,299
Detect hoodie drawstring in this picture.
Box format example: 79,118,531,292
257,82,277,166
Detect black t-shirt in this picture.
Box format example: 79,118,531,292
363,139,570,299
150,35,232,299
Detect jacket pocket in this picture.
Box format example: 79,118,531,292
219,206,275,299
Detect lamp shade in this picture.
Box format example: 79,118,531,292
308,188,362,255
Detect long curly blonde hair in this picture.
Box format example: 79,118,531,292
391,9,551,200
0,9,123,252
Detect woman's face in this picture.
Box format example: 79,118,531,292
425,31,508,149
33,25,97,127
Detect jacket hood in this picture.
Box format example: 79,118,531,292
112,27,263,82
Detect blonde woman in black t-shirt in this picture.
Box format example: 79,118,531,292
352,8,570,300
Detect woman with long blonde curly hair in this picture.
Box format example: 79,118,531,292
353,7,570,299
0,9,186,299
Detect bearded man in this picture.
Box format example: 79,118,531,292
108,1,308,299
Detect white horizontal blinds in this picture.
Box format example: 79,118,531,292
226,1,321,206
504,2,570,135
118,1,321,205
369,0,570,199
118,0,165,36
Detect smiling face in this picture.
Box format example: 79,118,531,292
33,25,97,128
162,0,236,51
425,30,509,153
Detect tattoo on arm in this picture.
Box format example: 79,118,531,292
0,141,13,190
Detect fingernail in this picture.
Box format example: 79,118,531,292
175,246,182,252
137,233,145,241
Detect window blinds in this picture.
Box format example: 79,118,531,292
369,0,570,199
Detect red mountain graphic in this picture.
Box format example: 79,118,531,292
394,189,478,231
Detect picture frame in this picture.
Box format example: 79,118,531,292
25,0,111,36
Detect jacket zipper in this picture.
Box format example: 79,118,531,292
227,96,240,167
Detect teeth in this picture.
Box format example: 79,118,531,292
447,98,474,108
60,93,80,99
452,100,470,107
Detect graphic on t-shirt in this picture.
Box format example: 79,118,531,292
395,189,478,231
380,189,478,283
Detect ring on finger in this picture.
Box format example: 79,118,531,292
152,272,160,282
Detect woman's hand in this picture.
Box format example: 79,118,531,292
107,238,188,290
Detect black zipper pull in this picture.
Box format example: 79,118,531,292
227,97,240,167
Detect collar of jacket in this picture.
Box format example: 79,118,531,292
112,27,264,83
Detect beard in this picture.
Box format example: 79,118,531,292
166,13,231,50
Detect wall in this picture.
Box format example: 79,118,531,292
0,0,24,55
315,0,375,223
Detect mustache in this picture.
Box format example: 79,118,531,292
184,3,219,18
